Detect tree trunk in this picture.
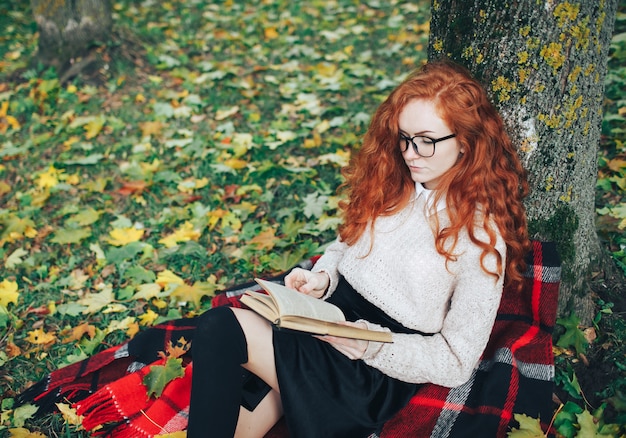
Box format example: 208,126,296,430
428,0,618,323
31,0,112,75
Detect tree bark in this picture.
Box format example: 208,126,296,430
31,0,112,74
428,0,618,323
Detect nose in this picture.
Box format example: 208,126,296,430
402,145,421,159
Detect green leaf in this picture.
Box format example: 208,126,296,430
106,242,146,264
50,227,92,244
507,413,545,437
66,208,102,226
556,313,588,354
12,403,38,428
143,357,185,398
577,409,614,437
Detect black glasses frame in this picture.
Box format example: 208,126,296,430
399,133,456,157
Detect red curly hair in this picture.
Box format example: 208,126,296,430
338,60,530,291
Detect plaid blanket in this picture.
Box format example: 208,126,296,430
18,241,559,437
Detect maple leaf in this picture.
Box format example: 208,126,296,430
35,165,63,189
170,280,216,308
105,316,137,334
303,192,329,219
61,322,97,343
139,120,164,137
576,410,614,437
249,227,277,250
117,180,148,196
6,427,46,437
556,313,588,354
507,413,545,437
177,177,209,194
138,308,159,326
26,327,57,345
107,227,145,246
77,284,114,314
133,283,163,301
50,226,92,245
5,248,28,269
143,357,185,398
66,208,101,226
156,270,185,289
159,337,191,359
9,403,39,429
0,279,19,307
215,105,239,121
158,221,202,248
56,402,84,426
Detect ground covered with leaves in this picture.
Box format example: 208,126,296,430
0,0,624,437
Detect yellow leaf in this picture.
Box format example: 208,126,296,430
133,283,163,301
7,428,47,437
126,321,140,338
106,316,136,334
0,279,19,307
223,158,248,170
139,121,163,137
139,309,159,326
155,433,187,438
177,177,209,194
158,221,202,248
107,227,144,246
264,26,279,39
170,277,218,308
26,327,57,345
215,105,239,121
61,322,96,344
249,227,277,250
6,115,21,130
607,158,626,172
36,166,63,189
77,284,114,314
84,114,106,139
156,270,185,288
56,403,83,425
207,208,228,230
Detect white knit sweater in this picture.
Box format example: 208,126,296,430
312,183,506,387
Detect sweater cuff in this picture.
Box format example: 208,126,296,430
357,319,390,360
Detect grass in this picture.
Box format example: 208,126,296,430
0,0,625,436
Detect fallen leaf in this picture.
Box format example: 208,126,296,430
0,279,19,307
26,327,57,345
107,227,144,246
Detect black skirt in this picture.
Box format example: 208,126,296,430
272,277,422,438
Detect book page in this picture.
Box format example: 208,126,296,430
255,278,345,323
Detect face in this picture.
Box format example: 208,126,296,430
398,99,463,190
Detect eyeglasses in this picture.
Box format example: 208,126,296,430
399,133,456,158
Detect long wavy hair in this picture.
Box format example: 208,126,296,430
338,60,530,291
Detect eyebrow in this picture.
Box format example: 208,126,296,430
399,129,437,136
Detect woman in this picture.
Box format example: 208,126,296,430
187,59,529,438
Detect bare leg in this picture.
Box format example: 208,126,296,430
235,389,283,438
230,307,280,391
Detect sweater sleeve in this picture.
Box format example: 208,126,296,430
362,238,506,387
310,237,347,298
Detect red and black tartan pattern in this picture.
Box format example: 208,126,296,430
18,241,559,437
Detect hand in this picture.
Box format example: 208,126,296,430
284,268,329,299
315,321,369,360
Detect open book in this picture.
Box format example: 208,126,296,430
240,278,393,343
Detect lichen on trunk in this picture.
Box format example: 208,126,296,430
428,0,618,323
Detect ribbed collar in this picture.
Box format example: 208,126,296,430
414,182,447,213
